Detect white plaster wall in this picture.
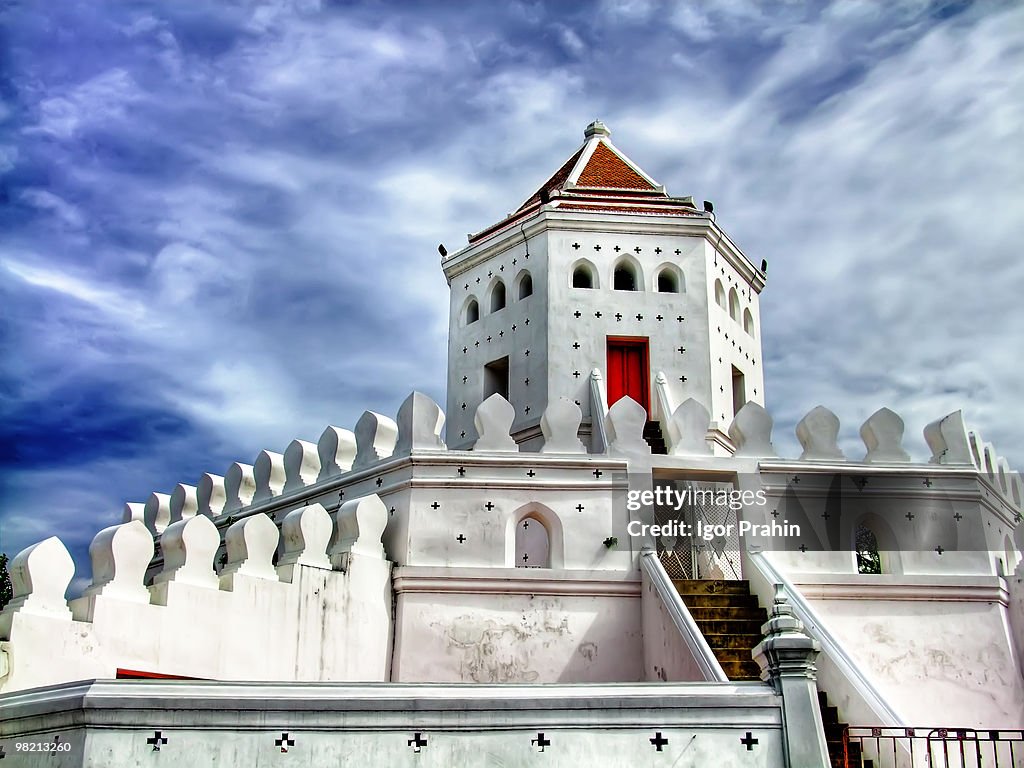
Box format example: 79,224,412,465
1009,563,1024,681
706,240,765,432
445,235,549,449
396,465,633,571
807,595,1024,727
545,229,714,426
393,587,643,683
0,680,787,768
640,564,708,682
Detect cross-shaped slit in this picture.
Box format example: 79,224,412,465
147,731,168,752
408,733,427,752
275,732,295,753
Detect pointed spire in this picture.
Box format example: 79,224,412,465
584,119,611,139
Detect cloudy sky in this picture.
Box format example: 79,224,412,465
2,0,1022,584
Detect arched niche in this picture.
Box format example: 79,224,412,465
571,258,598,289
505,502,564,569
850,512,902,575
728,287,740,322
489,279,507,313
516,270,533,300
655,263,684,293
464,296,480,325
612,256,643,292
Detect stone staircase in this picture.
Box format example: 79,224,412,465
672,578,766,680
643,420,668,454
820,690,861,768
673,578,856,767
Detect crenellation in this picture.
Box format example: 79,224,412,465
122,501,145,524
79,521,153,604
395,391,447,454
198,472,227,517
143,491,172,533
924,410,973,465
151,514,220,590
170,483,199,523
330,494,389,565
253,449,287,502
353,411,399,468
0,537,75,637
220,513,281,587
224,461,257,513
795,405,845,461
318,425,357,480
666,397,713,456
729,401,775,457
284,439,322,492
473,393,518,451
540,397,587,453
277,503,333,580
605,396,650,457
860,407,910,463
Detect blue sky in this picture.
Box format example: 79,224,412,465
2,0,1022,588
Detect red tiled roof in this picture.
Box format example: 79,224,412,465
518,145,586,211
576,142,655,190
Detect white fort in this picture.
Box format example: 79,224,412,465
1,122,1023,768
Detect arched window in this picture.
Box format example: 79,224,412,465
515,515,550,568
855,524,882,574
656,267,681,293
572,263,595,288
490,280,506,313
728,288,740,321
517,271,533,300
714,279,726,308
613,262,638,291
743,308,755,336
465,298,479,325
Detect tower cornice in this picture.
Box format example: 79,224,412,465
442,208,766,293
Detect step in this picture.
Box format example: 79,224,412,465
677,592,761,609
687,605,767,622
718,659,762,680
700,633,763,650
708,647,756,664
689,618,764,635
673,579,752,596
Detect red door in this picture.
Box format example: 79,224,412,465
606,337,650,415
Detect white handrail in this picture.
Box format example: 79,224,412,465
640,548,729,682
589,368,609,454
653,371,680,452
747,549,905,726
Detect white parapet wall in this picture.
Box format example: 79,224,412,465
0,501,393,693
0,679,786,768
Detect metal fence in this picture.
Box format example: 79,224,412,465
654,480,741,580
843,726,1024,768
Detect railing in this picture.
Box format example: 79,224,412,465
653,371,680,453
639,547,729,682
843,726,1024,768
745,549,905,727
589,368,610,454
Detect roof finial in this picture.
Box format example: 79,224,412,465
584,119,610,139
